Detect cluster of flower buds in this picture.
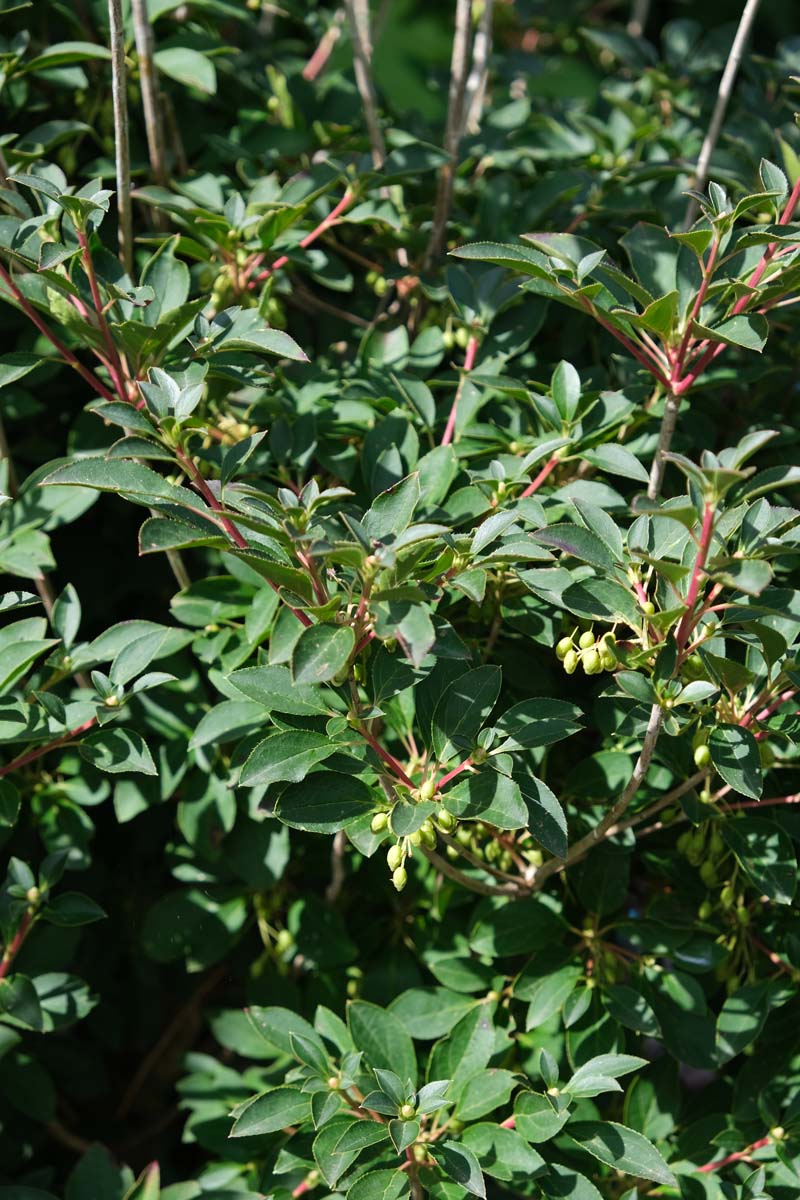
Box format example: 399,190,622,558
370,784,459,890
555,629,617,675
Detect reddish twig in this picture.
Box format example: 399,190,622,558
0,910,34,979
520,453,559,498
302,8,344,80
674,502,715,649
175,449,312,626
675,175,800,394
672,234,720,381
358,725,415,788
0,717,98,779
437,758,472,789
77,230,130,404
250,190,354,284
0,262,116,402
441,334,478,446
697,1135,770,1174
740,688,797,728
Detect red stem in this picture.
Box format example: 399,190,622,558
0,261,116,402
358,725,414,788
674,502,715,648
520,453,559,498
672,235,720,382
77,231,130,405
740,688,797,728
441,335,478,446
723,793,800,813
292,1182,310,1199
175,449,312,627
698,1135,770,1174
500,1115,515,1129
175,449,249,549
302,13,342,81
580,298,670,387
0,910,34,980
436,758,472,789
675,176,800,394
353,630,376,657
0,717,97,779
251,190,354,284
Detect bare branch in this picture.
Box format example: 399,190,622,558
108,0,133,273
464,0,494,134
531,704,664,890
424,0,473,268
683,0,762,228
647,389,679,499
325,830,348,903
345,0,385,167
627,0,649,37
131,0,168,186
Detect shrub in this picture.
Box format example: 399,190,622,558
1,3,800,1199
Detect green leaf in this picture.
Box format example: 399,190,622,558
461,1123,545,1182
276,773,374,833
453,1068,517,1121
715,983,772,1063
533,524,615,570
0,975,43,1031
246,1006,324,1056
431,1139,486,1198
388,1118,419,1153
444,772,527,830
566,1121,677,1187
516,958,582,1027
692,314,768,353
723,818,796,904
292,624,355,685
580,444,649,483
188,700,268,749
709,724,762,799
347,1000,417,1088
495,698,582,751
230,1086,310,1136
153,46,217,94
363,474,420,540
551,361,581,422
44,893,106,926
43,458,197,509
432,666,501,762
22,40,112,70
0,353,46,389
240,730,337,787
79,729,157,776
228,665,331,715
346,1168,410,1200
389,988,474,1039
313,1115,361,1184
515,774,568,858
514,1091,570,1143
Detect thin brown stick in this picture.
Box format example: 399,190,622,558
131,0,168,186
464,0,494,134
422,845,523,897
683,0,762,228
108,0,133,272
424,0,472,268
532,704,664,889
325,831,347,902
345,0,385,167
116,966,225,1117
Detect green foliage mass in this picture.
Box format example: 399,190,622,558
1,3,800,1200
